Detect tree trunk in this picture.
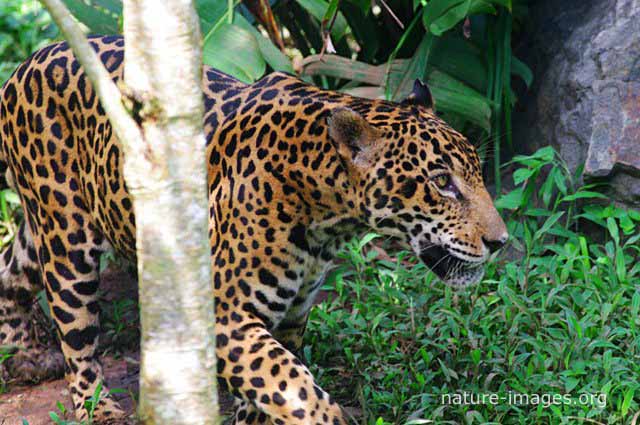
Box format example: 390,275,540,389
121,1,218,424
37,0,218,423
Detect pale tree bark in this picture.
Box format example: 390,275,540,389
38,0,218,424
121,1,218,423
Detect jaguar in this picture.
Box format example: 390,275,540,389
0,35,507,423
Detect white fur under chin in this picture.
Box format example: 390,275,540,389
442,265,485,288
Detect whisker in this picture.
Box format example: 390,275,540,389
419,242,439,253
429,252,453,272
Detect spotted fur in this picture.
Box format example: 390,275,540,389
0,36,507,423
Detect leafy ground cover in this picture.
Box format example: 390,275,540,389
305,148,640,424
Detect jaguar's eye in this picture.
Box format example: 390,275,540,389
431,173,461,199
433,174,450,189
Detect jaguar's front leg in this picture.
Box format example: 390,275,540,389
230,316,310,425
217,314,346,425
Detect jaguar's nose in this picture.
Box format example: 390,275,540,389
482,234,507,253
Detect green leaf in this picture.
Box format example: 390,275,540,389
470,348,481,365
495,187,524,210
429,3,470,36
62,0,121,34
565,309,582,338
510,146,554,166
561,191,609,202
196,0,228,35
358,233,380,250
512,167,534,185
295,0,349,40
48,412,62,425
422,0,462,34
92,0,122,14
202,23,266,82
322,0,340,28
618,213,635,234
340,1,379,61
233,15,294,73
383,11,425,99
625,233,640,248
621,387,635,416
428,34,487,92
553,167,568,195
512,55,533,88
564,376,580,392
431,1,497,36
350,0,372,13
615,249,626,282
427,69,492,130
524,208,552,217
37,290,51,320
540,168,557,208
390,33,434,102
606,217,619,245
534,212,564,241
632,291,640,317
423,0,506,36
532,146,555,162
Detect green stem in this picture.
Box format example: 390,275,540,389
383,10,422,100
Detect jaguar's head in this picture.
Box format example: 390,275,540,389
329,81,507,287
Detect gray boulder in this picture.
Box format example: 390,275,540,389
514,0,640,208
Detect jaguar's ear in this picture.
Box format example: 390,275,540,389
401,79,434,110
327,107,379,153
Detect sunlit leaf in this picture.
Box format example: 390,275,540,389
202,23,266,82
495,187,524,210
621,387,635,416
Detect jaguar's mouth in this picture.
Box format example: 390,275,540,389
419,245,484,287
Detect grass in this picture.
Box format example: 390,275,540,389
304,148,640,424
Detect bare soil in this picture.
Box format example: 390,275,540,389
0,354,137,425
